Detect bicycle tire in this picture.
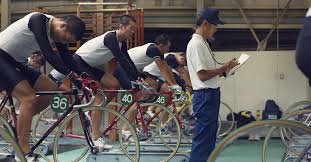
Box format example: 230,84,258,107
31,106,58,162
0,118,26,162
52,106,140,162
208,120,311,162
262,109,311,162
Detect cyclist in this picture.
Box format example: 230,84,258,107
115,35,183,138
0,12,85,161
115,34,182,92
143,52,191,91
70,15,141,149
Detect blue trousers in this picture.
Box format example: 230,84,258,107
189,88,220,162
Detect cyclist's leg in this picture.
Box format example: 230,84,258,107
123,76,163,131
92,72,120,140
48,72,71,91
32,75,60,114
114,63,132,90
12,81,38,154
0,51,41,154
113,65,136,131
158,82,171,124
17,68,60,154
72,54,112,141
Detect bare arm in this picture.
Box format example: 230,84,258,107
155,59,177,85
197,65,227,82
176,68,192,87
197,58,239,81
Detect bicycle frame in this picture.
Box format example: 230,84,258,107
0,89,98,155
102,89,187,135
157,90,193,129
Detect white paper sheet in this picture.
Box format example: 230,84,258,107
226,53,250,78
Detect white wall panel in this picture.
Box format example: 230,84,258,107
213,51,310,117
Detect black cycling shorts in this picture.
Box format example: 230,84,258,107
72,54,105,81
0,49,41,93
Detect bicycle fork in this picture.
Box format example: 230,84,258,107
78,109,99,155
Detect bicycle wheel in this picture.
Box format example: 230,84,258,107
262,109,311,162
280,101,311,144
218,101,235,137
281,109,311,149
121,102,159,143
208,120,311,162
146,103,181,162
177,103,195,143
0,115,15,139
122,102,181,162
284,101,311,114
179,101,234,143
53,106,139,162
0,117,26,162
31,106,60,161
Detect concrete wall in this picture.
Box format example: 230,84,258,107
214,51,310,118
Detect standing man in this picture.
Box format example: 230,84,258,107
186,8,238,162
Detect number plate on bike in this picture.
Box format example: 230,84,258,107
120,92,134,105
155,95,167,105
50,94,69,113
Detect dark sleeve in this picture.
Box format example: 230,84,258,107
165,54,180,69
296,16,311,77
104,32,139,80
54,43,83,75
146,44,164,60
28,13,70,75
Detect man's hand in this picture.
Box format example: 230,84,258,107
169,84,182,92
226,58,239,70
222,58,239,77
67,71,83,89
80,72,99,92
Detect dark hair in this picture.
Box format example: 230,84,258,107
120,15,136,26
155,34,170,45
60,15,85,40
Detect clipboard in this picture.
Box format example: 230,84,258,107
226,53,250,78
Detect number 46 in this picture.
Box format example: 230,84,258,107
156,96,165,104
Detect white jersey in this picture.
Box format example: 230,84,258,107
128,43,163,70
49,69,65,82
76,31,122,70
143,53,180,80
186,33,220,90
0,12,54,63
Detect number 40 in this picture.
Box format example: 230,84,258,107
122,94,133,103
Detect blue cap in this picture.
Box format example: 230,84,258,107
197,8,224,25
